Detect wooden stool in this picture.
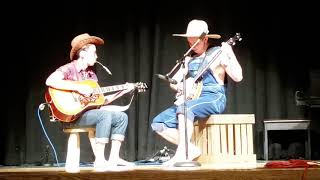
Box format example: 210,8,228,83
63,127,95,173
192,114,256,166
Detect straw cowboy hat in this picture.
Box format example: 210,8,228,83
70,33,104,60
173,19,221,39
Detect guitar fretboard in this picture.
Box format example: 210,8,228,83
193,34,240,83
94,84,128,94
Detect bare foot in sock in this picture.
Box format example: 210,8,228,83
188,144,201,161
93,160,111,172
162,144,201,166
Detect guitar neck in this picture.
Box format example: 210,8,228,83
193,50,223,82
193,34,240,82
94,84,128,94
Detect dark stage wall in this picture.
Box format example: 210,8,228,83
4,1,319,165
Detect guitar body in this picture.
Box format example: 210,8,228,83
45,80,105,122
174,78,203,106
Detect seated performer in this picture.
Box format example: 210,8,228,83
45,33,135,171
151,19,243,166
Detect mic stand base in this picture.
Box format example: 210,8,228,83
42,163,53,167
173,160,201,167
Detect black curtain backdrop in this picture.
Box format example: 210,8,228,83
4,1,319,165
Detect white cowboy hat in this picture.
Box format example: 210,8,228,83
173,19,221,39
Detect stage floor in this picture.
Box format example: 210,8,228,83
1,161,320,180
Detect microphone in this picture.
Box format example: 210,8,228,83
183,31,209,57
156,74,178,84
199,31,208,40
96,61,112,75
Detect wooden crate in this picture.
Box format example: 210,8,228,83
192,114,256,165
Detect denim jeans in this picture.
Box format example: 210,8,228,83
67,109,128,143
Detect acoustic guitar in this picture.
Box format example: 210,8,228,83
45,79,147,122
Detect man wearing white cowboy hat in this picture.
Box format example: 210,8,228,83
46,33,135,171
151,19,243,166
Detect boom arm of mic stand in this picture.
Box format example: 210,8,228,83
169,33,205,76
166,60,183,77
166,47,192,77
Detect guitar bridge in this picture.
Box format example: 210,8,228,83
79,94,100,106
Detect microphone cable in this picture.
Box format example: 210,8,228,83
37,103,61,167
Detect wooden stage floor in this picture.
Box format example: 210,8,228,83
1,161,320,180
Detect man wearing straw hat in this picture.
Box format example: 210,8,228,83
151,19,243,166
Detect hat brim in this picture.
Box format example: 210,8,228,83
173,34,221,39
70,37,104,60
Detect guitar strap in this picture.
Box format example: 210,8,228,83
99,93,135,112
194,47,221,82
193,52,209,82
72,61,135,112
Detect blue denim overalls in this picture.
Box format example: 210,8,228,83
151,47,226,131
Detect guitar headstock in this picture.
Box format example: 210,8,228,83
227,33,242,46
134,82,148,92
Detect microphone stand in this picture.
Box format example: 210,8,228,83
167,35,205,167
172,60,201,167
